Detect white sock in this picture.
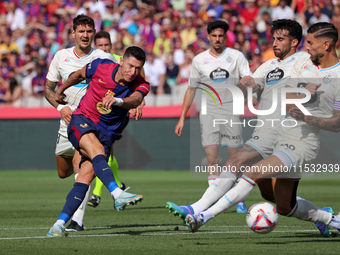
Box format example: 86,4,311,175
201,210,213,224
208,177,255,218
329,215,340,229
111,187,123,199
71,173,90,227
193,171,238,213
289,200,332,224
208,174,219,186
191,200,205,214
54,220,65,226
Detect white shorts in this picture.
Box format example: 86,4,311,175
245,127,278,158
272,138,319,179
200,114,243,148
55,133,75,158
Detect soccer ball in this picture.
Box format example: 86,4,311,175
246,202,279,234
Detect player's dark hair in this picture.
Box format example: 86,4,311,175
123,46,146,64
94,31,111,45
307,22,338,47
271,19,303,45
73,14,95,31
207,20,229,34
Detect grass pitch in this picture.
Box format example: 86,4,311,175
1,170,340,254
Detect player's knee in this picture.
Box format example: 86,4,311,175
276,204,292,216
57,167,73,179
260,192,276,204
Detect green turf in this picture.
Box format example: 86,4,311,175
1,170,340,254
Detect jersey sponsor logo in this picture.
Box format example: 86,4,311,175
99,79,107,84
221,134,240,140
209,67,229,82
80,123,88,128
266,68,284,85
96,102,112,114
280,143,295,151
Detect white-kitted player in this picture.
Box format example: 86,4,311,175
168,20,251,220
185,22,340,235
45,14,117,232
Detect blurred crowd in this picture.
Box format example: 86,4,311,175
0,0,340,107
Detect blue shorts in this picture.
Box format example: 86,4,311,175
68,114,113,163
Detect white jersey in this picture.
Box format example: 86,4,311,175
47,47,117,136
189,48,251,116
282,58,340,149
252,51,310,121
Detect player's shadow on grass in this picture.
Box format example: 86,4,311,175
89,223,176,230
87,223,188,236
122,206,167,210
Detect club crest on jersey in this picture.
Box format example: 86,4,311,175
226,56,233,63
80,123,88,128
105,90,115,97
266,68,284,85
209,67,229,82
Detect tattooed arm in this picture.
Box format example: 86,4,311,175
45,79,73,124
44,79,59,108
289,108,340,132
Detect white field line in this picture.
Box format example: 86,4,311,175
0,226,323,241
